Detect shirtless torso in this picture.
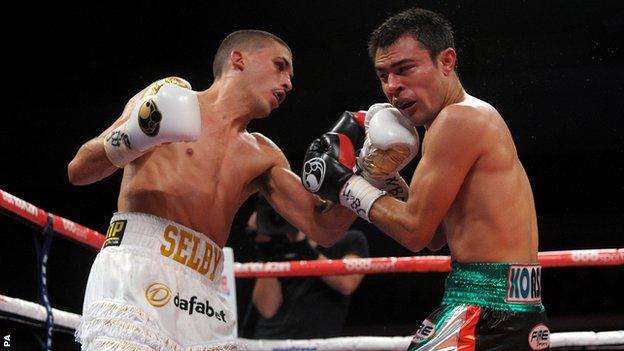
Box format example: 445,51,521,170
369,35,538,264
119,121,284,247
427,95,538,263
69,37,354,248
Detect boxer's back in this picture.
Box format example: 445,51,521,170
437,96,539,264
118,120,276,247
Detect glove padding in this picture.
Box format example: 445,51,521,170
301,132,356,203
329,110,366,149
358,105,419,200
103,76,201,167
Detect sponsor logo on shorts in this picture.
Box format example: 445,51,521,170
103,220,127,248
137,98,161,136
528,323,550,350
173,293,228,323
507,265,541,303
302,157,326,193
414,318,436,343
145,282,172,307
160,224,223,282
143,282,229,324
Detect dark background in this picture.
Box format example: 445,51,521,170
1,1,623,349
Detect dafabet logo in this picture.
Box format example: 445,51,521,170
145,282,172,307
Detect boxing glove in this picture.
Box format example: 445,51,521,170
358,106,419,200
364,102,393,129
328,110,367,149
301,132,356,203
103,77,201,167
302,133,385,221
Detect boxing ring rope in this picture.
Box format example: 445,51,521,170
2,188,623,350
3,189,622,276
3,293,623,350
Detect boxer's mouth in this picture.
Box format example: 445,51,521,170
273,90,286,105
395,100,415,110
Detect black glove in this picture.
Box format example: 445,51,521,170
329,110,366,149
301,132,356,203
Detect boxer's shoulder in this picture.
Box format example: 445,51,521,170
439,96,499,125
430,103,493,138
249,132,283,154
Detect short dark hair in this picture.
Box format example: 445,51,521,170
212,29,291,79
368,8,455,63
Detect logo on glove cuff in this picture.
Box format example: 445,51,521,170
303,157,326,192
138,98,162,136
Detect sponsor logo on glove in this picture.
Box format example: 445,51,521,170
302,157,326,192
138,98,162,136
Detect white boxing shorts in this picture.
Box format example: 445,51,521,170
75,212,237,351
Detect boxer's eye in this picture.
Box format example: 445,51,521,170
398,66,413,74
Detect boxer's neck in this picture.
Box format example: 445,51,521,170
196,81,256,132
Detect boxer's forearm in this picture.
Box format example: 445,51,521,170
259,164,356,247
369,195,436,252
311,204,356,247
68,137,118,185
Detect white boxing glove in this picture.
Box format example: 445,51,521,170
103,77,201,167
358,106,419,200
364,102,393,129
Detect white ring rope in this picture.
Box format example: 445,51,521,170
2,294,622,349
0,294,80,331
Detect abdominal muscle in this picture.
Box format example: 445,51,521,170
115,140,263,247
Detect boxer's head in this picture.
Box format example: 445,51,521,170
213,30,293,117
368,9,458,127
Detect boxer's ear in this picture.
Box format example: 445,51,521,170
437,48,456,76
230,50,245,71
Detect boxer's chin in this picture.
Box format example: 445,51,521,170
253,101,272,119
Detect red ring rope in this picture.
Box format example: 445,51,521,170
2,189,622,278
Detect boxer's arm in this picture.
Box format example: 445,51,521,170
261,163,356,247
67,93,141,185
427,225,447,251
368,106,485,252
254,136,356,247
69,77,199,185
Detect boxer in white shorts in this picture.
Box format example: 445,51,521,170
77,213,235,350
69,30,356,350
